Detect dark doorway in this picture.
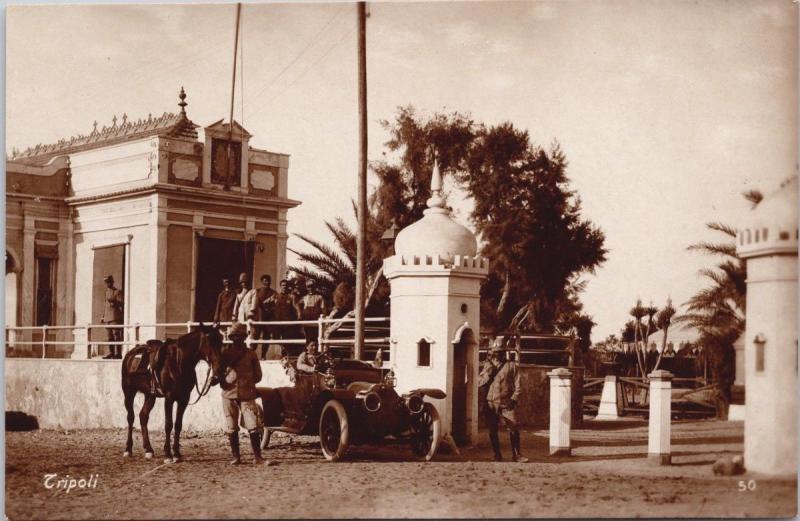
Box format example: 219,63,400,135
194,237,254,322
452,335,469,446
91,245,125,343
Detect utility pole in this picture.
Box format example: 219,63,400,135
354,1,367,360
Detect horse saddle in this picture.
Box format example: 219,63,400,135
142,339,176,397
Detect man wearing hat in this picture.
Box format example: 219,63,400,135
221,321,264,464
100,275,124,359
232,272,259,328
213,277,236,325
479,338,528,462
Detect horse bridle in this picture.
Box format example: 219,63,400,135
189,332,215,405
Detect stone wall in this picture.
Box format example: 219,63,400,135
5,359,291,431
482,364,584,428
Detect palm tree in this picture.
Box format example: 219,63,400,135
675,190,762,414
288,208,389,314
629,299,647,375
652,299,676,372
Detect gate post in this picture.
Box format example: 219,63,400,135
648,369,673,465
548,367,572,456
596,375,620,420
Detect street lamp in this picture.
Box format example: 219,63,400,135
381,220,400,257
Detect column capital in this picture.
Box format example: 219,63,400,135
648,370,674,380
548,367,573,379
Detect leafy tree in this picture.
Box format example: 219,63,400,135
370,106,476,230
290,107,607,343
461,123,607,335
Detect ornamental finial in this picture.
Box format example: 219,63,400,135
426,157,445,210
178,86,187,116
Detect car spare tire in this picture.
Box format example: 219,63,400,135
319,400,350,462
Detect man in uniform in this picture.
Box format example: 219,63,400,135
296,340,319,374
271,279,298,341
255,274,277,360
479,340,528,462
100,275,124,359
297,279,326,342
213,277,236,326
221,322,264,465
232,273,259,333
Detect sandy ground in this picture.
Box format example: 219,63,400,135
5,419,796,519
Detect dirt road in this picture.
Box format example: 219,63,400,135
5,419,796,519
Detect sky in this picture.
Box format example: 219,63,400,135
5,0,798,341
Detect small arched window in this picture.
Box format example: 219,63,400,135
417,339,431,367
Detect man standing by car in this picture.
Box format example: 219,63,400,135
479,340,528,462
221,322,264,465
100,275,124,359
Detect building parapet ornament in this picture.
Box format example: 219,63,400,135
383,253,489,276
736,176,798,260
9,88,199,164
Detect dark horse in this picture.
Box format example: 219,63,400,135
121,325,225,462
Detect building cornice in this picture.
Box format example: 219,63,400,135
64,182,302,208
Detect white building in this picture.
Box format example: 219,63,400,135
737,176,797,476
383,162,488,446
6,88,300,356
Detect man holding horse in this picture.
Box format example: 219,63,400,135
221,322,265,465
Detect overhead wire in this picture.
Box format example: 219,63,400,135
247,4,347,104
249,21,359,121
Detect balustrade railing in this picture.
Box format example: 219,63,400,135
5,316,390,361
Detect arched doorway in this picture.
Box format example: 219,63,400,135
452,325,477,446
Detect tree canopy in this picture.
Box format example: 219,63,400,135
289,106,607,343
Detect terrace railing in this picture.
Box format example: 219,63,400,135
5,316,390,361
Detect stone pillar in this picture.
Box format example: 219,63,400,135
548,368,572,456
595,375,620,420
648,370,673,465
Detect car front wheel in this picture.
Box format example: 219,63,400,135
410,402,441,461
319,400,350,462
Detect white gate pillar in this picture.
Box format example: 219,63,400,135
548,367,572,456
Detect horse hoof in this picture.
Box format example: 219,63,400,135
163,458,174,464
144,452,153,460
123,451,131,458
172,457,182,463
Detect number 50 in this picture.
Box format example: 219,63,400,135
738,480,757,491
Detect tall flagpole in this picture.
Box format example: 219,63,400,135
354,1,367,360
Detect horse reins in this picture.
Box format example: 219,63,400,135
189,333,214,405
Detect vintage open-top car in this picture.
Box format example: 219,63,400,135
256,352,445,461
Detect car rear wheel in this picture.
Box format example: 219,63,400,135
410,402,441,461
319,400,349,462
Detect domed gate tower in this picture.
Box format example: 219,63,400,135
383,162,488,446
737,176,798,476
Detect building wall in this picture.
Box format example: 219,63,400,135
744,254,798,476
385,257,487,445
5,359,291,431
72,195,156,348
165,225,194,324
70,138,158,198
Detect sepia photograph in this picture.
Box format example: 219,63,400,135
3,0,798,519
